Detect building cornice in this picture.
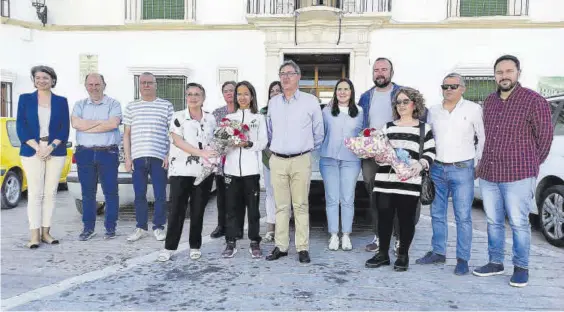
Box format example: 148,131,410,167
2,16,563,31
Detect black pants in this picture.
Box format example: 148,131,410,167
165,175,214,250
374,192,419,256
225,174,261,244
216,175,245,233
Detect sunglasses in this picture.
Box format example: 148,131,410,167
394,99,412,106
441,84,460,90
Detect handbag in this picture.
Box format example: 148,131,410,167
418,122,435,205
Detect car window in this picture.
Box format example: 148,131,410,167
554,102,564,136
6,121,21,147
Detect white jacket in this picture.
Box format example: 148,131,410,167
223,109,268,177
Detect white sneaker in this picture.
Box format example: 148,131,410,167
157,249,173,262
341,233,353,251
126,228,147,242
328,234,339,251
154,228,166,241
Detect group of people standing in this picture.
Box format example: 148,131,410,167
15,54,553,288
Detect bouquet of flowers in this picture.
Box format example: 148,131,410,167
194,118,250,185
344,128,420,181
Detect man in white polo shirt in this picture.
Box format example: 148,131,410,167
123,72,174,242
416,72,485,275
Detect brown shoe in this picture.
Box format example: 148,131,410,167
27,229,40,249
41,227,60,244
365,235,379,252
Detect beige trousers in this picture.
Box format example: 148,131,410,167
20,142,66,230
269,153,312,252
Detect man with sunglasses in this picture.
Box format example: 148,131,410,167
416,73,485,276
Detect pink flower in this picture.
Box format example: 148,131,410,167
242,124,250,132
233,129,241,136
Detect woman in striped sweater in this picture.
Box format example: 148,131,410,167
365,87,436,272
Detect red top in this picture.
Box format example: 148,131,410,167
477,83,554,182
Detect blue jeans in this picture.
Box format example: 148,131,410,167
479,177,535,269
430,159,474,261
75,146,119,232
319,157,361,234
132,157,168,230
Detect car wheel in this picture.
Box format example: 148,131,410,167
74,199,106,216
1,171,22,209
539,185,564,247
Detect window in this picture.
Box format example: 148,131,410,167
134,75,187,112
463,76,496,105
6,120,21,147
142,0,185,20
1,0,9,17
1,82,13,117
448,0,528,17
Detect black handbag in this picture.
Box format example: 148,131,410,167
419,122,435,205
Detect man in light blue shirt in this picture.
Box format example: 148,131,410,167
266,60,324,263
71,73,122,241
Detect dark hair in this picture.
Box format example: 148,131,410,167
31,65,57,88
186,82,206,99
330,78,358,118
374,57,394,75
494,55,520,71
234,81,258,114
222,81,237,92
268,81,282,100
84,73,106,85
392,87,426,120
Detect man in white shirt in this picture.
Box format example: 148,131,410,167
416,73,485,276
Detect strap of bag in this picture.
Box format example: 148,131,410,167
418,121,425,160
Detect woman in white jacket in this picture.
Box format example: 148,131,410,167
221,81,268,259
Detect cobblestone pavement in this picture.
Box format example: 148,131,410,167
1,190,563,311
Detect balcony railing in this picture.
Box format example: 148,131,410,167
447,0,529,18
247,0,391,15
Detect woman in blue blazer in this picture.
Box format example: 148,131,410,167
16,65,69,249
319,78,363,252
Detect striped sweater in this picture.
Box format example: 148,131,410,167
373,121,436,197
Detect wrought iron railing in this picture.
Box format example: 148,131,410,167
1,0,10,17
447,0,529,18
247,0,391,15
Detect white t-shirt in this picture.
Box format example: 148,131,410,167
168,109,216,177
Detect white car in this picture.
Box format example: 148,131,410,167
67,126,214,215
474,94,564,247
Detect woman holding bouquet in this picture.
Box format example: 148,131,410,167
320,78,363,251
365,87,435,271
157,83,217,262
221,81,268,258
260,81,282,242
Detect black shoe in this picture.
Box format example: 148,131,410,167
210,226,225,239
298,251,311,263
265,247,288,261
365,252,391,268
394,254,409,272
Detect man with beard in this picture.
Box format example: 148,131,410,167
358,58,405,253
473,55,553,287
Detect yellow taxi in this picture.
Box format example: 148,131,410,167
1,117,73,209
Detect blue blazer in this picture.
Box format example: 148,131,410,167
16,91,70,157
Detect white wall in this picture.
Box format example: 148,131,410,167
529,0,564,22
7,0,124,25
197,0,248,24
368,27,564,106
392,0,447,23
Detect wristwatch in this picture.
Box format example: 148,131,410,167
50,143,57,149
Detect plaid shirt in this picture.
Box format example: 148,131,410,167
477,83,554,182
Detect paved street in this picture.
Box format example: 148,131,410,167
1,190,563,311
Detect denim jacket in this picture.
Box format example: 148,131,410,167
320,105,363,162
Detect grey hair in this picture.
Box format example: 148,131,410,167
140,72,156,82
443,72,466,87
31,65,57,87
279,60,301,75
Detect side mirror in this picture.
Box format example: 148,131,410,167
66,142,73,148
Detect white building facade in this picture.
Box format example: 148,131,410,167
1,0,563,125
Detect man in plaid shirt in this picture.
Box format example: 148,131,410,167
473,55,554,287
